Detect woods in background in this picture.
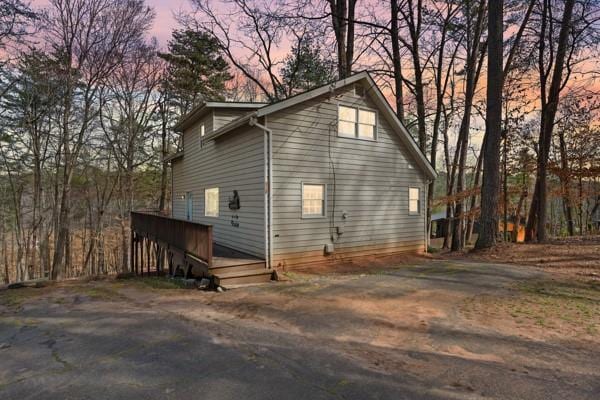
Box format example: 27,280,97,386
1,0,599,283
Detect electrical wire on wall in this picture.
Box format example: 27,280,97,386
327,121,337,243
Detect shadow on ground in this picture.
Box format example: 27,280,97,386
0,259,599,399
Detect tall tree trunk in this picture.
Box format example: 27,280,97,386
329,0,348,78
158,101,169,212
466,146,484,244
451,0,486,251
475,0,503,250
428,8,457,243
526,0,576,242
558,130,575,235
512,186,527,242
390,0,404,123
1,216,8,284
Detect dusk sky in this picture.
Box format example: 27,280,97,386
145,0,190,46
32,0,191,47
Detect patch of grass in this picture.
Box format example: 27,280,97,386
427,246,440,254
1,317,40,327
51,350,74,371
0,288,43,309
463,278,600,338
280,271,313,282
53,297,68,305
120,276,191,290
72,285,126,301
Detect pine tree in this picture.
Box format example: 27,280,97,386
159,29,233,113
280,38,335,97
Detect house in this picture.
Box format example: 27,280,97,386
430,210,449,239
165,72,437,273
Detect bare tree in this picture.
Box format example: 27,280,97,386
45,0,154,279
450,0,486,251
525,0,576,242
328,0,356,78
184,0,287,101
100,38,162,272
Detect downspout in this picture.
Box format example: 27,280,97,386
250,115,273,270
424,179,431,253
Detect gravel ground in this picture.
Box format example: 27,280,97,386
1,259,599,399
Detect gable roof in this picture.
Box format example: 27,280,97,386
201,72,438,180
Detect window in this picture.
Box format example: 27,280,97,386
338,106,357,137
205,187,219,217
409,187,420,214
338,105,376,140
302,184,326,218
354,84,365,97
199,124,205,149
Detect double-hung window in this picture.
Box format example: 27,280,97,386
302,184,326,218
205,187,219,217
338,105,377,140
409,187,420,214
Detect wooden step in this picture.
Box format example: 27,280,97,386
214,268,273,288
209,260,266,275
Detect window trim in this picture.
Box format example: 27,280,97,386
204,187,219,217
408,187,421,215
337,103,378,142
301,182,327,219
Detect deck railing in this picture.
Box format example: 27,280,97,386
130,211,213,271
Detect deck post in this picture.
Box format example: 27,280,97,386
140,237,144,277
136,236,140,275
207,226,213,268
130,230,134,273
166,247,173,276
133,235,136,276
146,237,152,276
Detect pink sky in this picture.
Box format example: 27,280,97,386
31,0,188,48
145,0,190,46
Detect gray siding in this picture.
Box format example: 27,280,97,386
269,86,427,268
213,109,253,130
172,113,265,257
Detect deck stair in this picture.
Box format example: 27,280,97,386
210,245,272,288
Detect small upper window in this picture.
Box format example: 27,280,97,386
338,105,376,140
354,84,365,97
199,124,205,149
205,187,219,217
302,184,326,218
409,187,420,214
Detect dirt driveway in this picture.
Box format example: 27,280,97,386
1,259,599,399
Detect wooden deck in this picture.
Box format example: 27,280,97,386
130,211,272,287
213,243,263,266
211,244,271,288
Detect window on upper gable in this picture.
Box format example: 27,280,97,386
338,105,377,141
199,124,205,149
